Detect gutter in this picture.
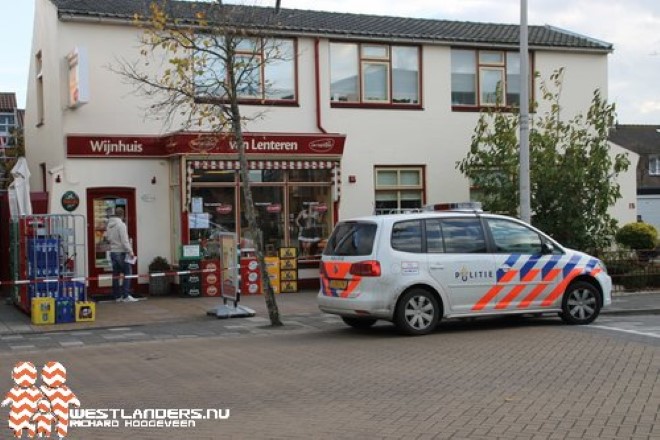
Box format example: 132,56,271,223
57,14,613,55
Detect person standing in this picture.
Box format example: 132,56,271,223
104,207,137,302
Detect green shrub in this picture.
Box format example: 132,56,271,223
615,222,658,250
148,256,170,272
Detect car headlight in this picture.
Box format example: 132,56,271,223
596,260,608,274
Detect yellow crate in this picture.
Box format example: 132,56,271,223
280,281,298,293
31,298,55,325
75,301,96,322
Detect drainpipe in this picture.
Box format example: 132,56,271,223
314,38,327,134
315,38,341,224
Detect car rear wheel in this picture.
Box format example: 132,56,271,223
341,316,378,329
395,289,440,335
559,281,601,325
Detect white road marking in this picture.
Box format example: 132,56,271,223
591,325,660,339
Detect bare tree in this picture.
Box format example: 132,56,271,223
114,0,287,326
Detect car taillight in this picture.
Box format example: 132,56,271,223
350,260,381,277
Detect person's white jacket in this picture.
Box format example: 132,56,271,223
105,216,132,253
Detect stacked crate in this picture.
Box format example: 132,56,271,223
180,259,202,297
11,215,90,324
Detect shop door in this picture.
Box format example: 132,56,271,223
86,188,137,296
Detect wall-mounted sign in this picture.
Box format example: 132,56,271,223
67,47,89,108
66,133,346,158
61,191,80,212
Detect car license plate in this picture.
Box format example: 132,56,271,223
329,279,348,289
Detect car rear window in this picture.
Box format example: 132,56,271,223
323,222,377,256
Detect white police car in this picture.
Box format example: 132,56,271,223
318,204,611,335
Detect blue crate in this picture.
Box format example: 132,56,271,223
29,282,60,298
59,281,86,301
27,238,60,279
55,299,76,323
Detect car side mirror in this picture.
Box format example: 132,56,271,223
541,242,554,255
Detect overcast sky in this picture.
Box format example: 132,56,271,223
3,0,659,124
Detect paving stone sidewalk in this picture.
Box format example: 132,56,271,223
1,289,659,339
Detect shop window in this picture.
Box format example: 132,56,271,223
330,42,420,107
288,169,331,183
374,167,424,214
192,169,236,183
289,186,332,258
190,166,333,259
451,49,532,110
193,37,296,104
242,169,284,183
240,186,285,256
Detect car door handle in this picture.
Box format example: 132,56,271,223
430,263,444,269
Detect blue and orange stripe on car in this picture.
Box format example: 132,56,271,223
474,253,604,311
320,261,362,298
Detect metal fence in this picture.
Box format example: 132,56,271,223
597,249,660,292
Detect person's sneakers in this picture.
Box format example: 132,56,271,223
123,295,139,302
115,297,124,303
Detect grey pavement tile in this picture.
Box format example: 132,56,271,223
1,335,25,340
59,341,85,347
9,325,32,332
68,331,95,336
102,334,132,340
123,332,148,337
245,316,270,323
9,344,36,350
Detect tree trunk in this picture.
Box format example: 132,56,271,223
227,48,282,326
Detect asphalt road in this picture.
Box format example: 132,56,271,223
1,314,660,439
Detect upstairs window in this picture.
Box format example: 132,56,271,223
451,49,531,109
650,155,660,176
194,37,296,104
0,113,15,147
330,42,420,107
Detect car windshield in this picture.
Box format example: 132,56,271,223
323,222,377,256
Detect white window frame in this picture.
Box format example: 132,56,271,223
330,42,420,106
374,167,424,215
361,61,390,103
193,37,296,103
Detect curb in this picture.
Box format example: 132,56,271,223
601,308,660,316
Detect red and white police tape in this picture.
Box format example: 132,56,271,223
0,265,239,287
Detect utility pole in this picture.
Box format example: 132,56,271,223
519,0,531,223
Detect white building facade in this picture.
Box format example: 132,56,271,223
25,0,637,294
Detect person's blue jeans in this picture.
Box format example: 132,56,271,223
110,252,132,299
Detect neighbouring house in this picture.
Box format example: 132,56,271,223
23,0,637,295
609,124,660,232
0,92,24,187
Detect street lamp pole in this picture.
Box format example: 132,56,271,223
519,0,531,222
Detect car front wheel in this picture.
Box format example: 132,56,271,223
395,289,440,336
559,281,601,325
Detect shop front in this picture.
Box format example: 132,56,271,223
67,132,345,291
